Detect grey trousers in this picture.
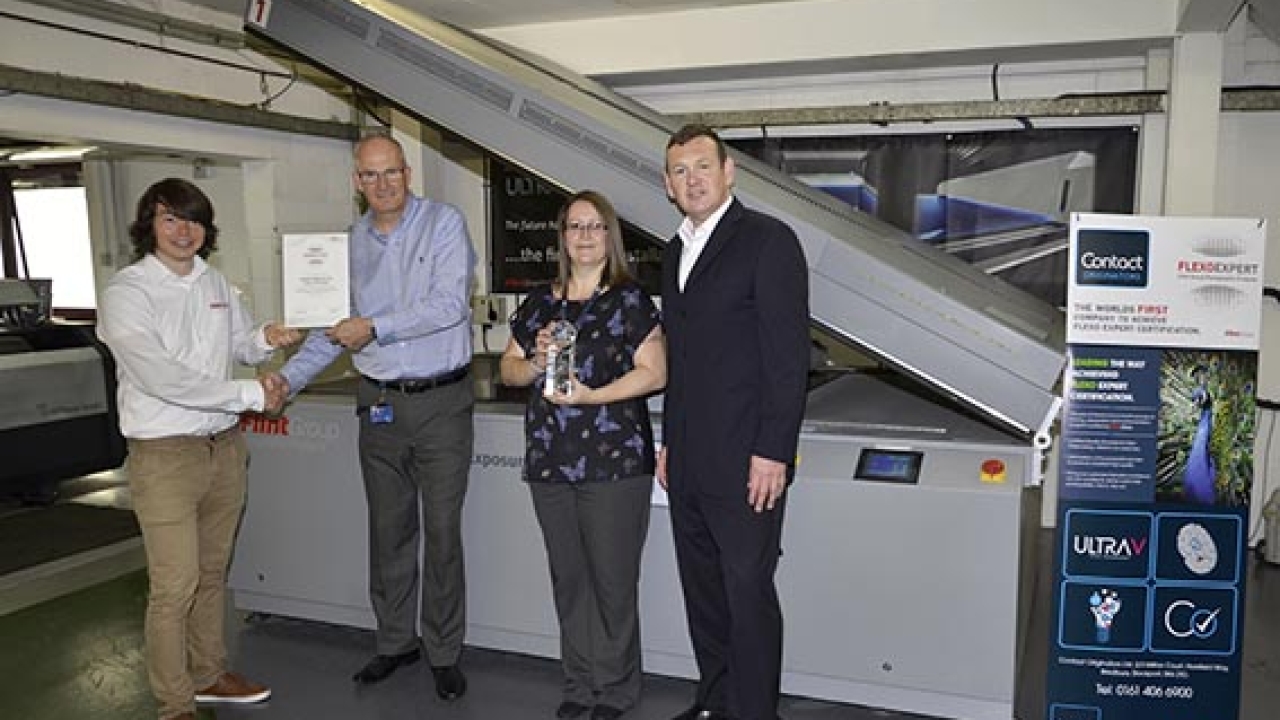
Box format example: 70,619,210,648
356,377,474,665
529,474,653,710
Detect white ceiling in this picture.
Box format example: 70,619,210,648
188,0,809,30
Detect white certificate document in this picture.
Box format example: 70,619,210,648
281,232,350,328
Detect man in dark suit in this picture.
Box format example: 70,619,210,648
657,124,810,720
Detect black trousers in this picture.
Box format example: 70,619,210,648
669,487,786,720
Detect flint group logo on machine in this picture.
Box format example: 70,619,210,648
1075,228,1150,288
239,413,341,441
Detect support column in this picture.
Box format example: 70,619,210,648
1163,31,1225,215
242,159,280,323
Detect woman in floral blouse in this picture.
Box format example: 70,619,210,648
500,190,666,720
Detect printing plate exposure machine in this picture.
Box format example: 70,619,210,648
231,2,1067,718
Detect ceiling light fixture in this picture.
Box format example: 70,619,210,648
6,146,99,163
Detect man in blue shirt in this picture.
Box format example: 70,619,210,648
271,133,476,700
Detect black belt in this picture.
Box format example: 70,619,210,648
362,364,470,394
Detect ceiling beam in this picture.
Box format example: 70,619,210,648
679,94,1164,128
1249,0,1280,45
1177,0,1247,30
0,64,359,142
16,0,244,49
676,87,1280,128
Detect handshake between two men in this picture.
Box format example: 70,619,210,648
255,316,378,415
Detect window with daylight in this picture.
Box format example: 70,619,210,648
3,162,96,314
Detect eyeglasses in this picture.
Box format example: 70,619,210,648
564,220,608,235
356,167,406,185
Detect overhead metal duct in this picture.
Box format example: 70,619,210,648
245,0,1065,436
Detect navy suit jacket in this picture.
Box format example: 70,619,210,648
661,198,810,498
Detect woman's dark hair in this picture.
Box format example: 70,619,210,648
128,178,219,261
555,190,634,290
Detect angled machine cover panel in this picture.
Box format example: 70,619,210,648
247,0,1066,434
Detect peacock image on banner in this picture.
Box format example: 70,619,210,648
1156,350,1258,507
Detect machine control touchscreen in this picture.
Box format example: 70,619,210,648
854,449,924,484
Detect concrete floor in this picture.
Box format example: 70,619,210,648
1,480,1277,720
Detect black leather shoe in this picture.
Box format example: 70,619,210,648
591,705,625,720
352,648,421,684
556,701,591,718
671,707,730,720
431,664,467,700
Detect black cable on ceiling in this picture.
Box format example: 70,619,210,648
0,9,292,80
256,69,299,110
992,62,1035,130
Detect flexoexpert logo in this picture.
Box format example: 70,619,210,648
1076,228,1150,288
1175,242,1260,278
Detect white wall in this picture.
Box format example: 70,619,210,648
0,0,348,122
1218,110,1280,538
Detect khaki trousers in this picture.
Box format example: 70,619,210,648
127,427,247,720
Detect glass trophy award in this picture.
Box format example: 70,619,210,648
543,319,578,397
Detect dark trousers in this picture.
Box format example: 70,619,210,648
357,378,474,664
669,488,786,720
530,475,653,710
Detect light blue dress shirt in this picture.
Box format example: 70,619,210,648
281,193,476,390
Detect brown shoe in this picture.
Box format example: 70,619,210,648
195,671,271,704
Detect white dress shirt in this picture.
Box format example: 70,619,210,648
677,195,734,291
98,254,273,438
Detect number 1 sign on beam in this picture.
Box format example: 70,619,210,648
247,0,272,28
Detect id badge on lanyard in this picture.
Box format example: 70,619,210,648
370,389,394,424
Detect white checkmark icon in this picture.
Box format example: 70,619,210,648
1195,608,1222,634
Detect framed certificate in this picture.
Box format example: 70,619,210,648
281,232,350,328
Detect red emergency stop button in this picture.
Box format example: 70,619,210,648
980,458,1007,484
